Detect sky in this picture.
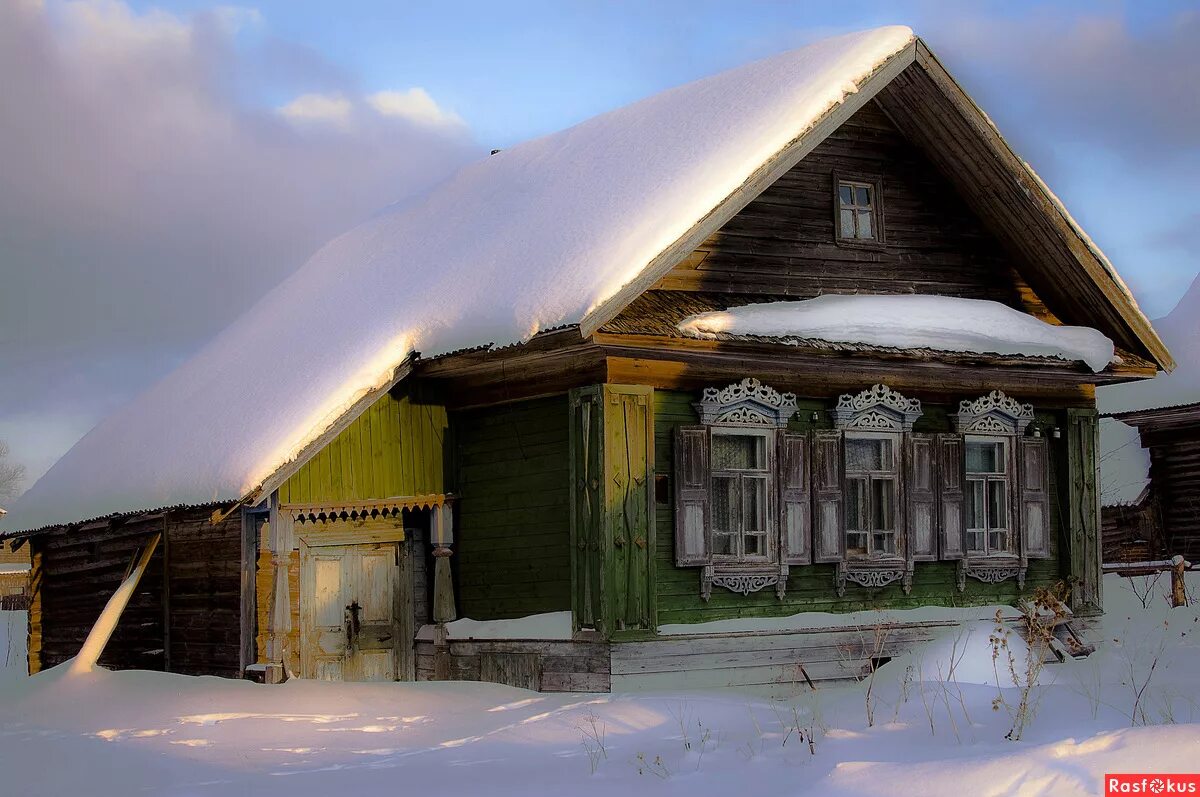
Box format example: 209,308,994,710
1,0,1197,496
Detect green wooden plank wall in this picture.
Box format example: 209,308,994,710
454,396,573,619
279,385,449,504
653,389,1067,627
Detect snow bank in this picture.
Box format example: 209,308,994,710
442,611,573,640
4,28,916,531
1099,418,1151,507
658,602,1020,636
679,294,1115,371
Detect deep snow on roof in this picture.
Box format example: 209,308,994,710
1099,418,1151,508
5,27,916,531
678,295,1115,372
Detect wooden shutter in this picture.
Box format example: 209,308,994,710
812,430,844,563
906,434,937,561
937,434,966,560
779,432,811,565
1019,436,1052,559
673,426,711,566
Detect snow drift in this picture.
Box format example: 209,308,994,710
678,295,1115,371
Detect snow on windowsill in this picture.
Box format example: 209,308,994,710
678,294,1115,372
658,602,1025,636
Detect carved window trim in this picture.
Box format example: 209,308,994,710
952,390,1035,588
689,379,797,599
830,384,922,595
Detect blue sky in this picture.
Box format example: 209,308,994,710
1,0,1197,491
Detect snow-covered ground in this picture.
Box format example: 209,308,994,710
1,575,1197,796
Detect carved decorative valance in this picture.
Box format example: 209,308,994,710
702,563,789,601
696,378,798,428
832,384,923,432
954,390,1034,435
836,559,913,596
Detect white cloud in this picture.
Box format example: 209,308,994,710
0,0,479,485
278,92,354,127
368,88,465,129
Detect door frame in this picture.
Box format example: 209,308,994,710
297,522,414,681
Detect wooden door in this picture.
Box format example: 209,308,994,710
300,542,413,681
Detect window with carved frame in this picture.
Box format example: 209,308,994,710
964,436,1013,556
710,427,776,563
844,431,899,557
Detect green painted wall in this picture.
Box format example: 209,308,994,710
653,389,1067,627
454,396,573,619
279,385,449,504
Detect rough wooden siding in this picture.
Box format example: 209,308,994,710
165,511,243,677
569,387,605,632
27,504,242,676
414,638,610,692
1139,420,1200,561
279,385,448,504
652,390,1064,626
652,100,1051,319
454,396,572,619
1102,499,1162,563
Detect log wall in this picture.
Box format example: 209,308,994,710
414,638,610,692
27,504,242,676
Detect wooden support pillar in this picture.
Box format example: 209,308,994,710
1172,555,1190,608
1066,408,1102,613
431,502,456,680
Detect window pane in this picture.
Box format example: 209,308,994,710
840,208,855,238
967,530,985,553
873,531,896,555
839,185,853,205
846,477,868,531
744,477,767,533
872,479,895,531
712,434,764,470
744,534,763,557
713,533,735,556
966,479,985,530
857,210,874,239
988,480,1007,530
855,186,871,206
712,476,738,534
846,437,892,472
966,441,1004,474
847,531,868,556
989,530,1007,553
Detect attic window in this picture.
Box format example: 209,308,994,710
836,179,881,242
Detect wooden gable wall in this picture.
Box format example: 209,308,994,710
649,99,1054,319
279,386,449,504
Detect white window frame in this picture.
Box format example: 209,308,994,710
709,427,776,565
964,435,1014,556
843,430,901,559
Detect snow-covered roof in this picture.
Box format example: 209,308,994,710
4,27,918,531
678,295,1116,372
1099,418,1151,508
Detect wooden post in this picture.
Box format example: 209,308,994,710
1171,555,1190,608
431,503,456,680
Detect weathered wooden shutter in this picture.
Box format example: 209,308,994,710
937,434,966,560
812,430,844,563
1019,436,1052,559
906,434,937,561
779,432,811,565
674,426,711,566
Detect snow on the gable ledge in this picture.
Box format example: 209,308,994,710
4,27,915,531
678,294,1115,372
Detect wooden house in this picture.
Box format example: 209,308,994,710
1,30,1172,693
1101,402,1200,563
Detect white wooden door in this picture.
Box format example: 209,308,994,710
300,542,412,682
